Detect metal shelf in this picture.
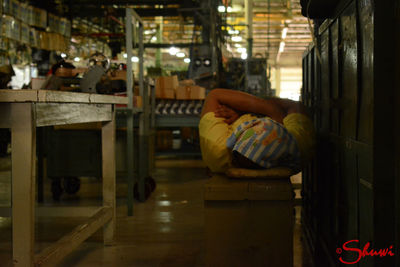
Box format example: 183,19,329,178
155,115,200,128
116,113,199,128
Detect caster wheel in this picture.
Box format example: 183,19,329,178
145,177,156,192
51,178,63,201
133,181,152,202
63,177,81,195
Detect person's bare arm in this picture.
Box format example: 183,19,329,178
201,89,309,123
215,104,241,124
201,89,289,123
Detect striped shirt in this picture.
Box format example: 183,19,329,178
226,117,301,171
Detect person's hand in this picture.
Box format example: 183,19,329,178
215,104,240,124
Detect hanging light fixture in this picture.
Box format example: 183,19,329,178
169,47,179,55
281,27,288,39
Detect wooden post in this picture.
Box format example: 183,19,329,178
11,103,36,267
102,107,116,245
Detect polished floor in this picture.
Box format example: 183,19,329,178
0,157,313,267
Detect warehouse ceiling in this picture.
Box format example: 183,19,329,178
228,0,313,66
44,0,312,68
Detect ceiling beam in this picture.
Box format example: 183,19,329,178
69,7,202,18
70,8,171,18
134,43,203,49
68,0,183,5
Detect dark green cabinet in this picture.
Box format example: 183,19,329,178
302,0,400,266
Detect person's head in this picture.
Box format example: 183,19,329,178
227,117,301,170
231,151,264,169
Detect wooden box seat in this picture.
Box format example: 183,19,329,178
204,168,295,267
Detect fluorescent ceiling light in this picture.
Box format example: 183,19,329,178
144,29,156,35
241,53,247,60
123,53,127,58
227,6,232,12
176,52,185,58
279,41,285,53
74,57,80,62
228,29,239,35
232,36,242,42
169,47,179,55
184,58,190,63
281,27,288,39
151,36,157,41
234,44,242,48
61,53,67,58
131,56,139,62
218,5,226,12
237,47,246,53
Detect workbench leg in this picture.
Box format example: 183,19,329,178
102,109,116,245
11,103,36,267
37,128,44,203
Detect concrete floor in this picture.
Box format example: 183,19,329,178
0,157,313,266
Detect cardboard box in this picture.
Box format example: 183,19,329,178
179,79,195,86
155,75,178,99
156,75,179,90
176,85,206,100
155,88,175,99
189,85,206,100
135,95,143,108
176,85,191,100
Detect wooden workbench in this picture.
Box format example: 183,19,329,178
0,89,128,266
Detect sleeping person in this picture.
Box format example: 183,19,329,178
199,89,315,174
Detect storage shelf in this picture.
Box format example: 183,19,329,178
155,115,200,128
116,113,199,128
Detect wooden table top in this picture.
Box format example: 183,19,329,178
0,90,128,105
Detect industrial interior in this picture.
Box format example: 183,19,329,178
0,0,400,266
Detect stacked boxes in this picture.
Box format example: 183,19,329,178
155,75,178,99
176,84,206,100
0,0,71,51
155,76,206,100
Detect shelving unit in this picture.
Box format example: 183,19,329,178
37,8,153,216
124,8,155,214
